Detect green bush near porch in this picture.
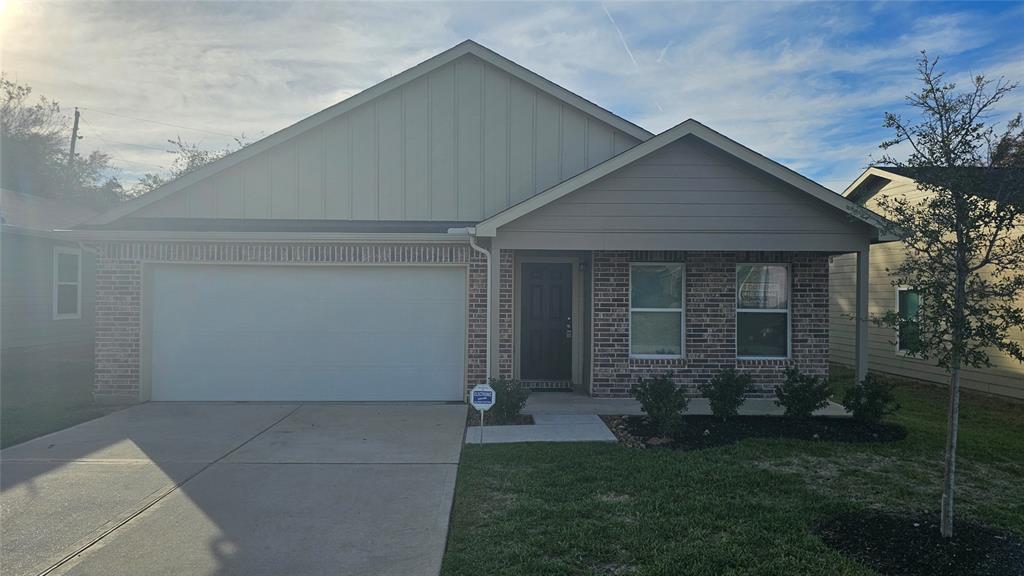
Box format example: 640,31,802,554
441,365,1024,576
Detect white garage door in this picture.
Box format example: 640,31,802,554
149,264,466,401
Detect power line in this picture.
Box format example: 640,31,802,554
79,119,171,152
80,107,236,138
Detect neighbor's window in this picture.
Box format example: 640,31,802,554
736,264,789,358
896,287,921,354
629,263,684,358
53,247,81,320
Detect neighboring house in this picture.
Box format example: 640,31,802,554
1,188,98,392
830,166,1024,400
68,41,894,403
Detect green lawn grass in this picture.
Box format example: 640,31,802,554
441,366,1024,576
1,364,123,449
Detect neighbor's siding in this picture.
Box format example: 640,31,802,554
1,231,95,386
133,55,641,223
590,250,830,397
829,178,1024,399
89,242,487,403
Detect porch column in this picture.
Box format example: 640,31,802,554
488,243,503,380
855,246,870,384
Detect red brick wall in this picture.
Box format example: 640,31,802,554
590,251,829,397
497,250,515,379
90,242,487,403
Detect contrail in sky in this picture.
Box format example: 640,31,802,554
602,3,638,68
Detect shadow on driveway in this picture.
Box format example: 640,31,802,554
0,402,466,576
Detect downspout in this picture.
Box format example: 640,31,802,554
448,227,491,382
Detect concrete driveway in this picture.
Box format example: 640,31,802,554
0,402,466,576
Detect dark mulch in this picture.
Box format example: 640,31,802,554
616,414,906,449
466,411,534,427
815,510,1024,576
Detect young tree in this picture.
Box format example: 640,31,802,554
873,53,1023,537
129,134,250,197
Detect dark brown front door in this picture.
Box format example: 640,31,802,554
520,262,572,381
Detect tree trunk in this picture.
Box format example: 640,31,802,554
940,367,961,538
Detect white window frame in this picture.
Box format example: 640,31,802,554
736,263,791,360
895,285,921,356
628,262,685,360
53,246,82,320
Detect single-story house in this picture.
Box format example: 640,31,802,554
69,40,895,403
831,166,1024,400
1,188,98,392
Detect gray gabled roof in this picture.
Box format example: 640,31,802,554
87,40,653,227
1,188,98,231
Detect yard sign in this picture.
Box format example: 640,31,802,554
469,383,495,444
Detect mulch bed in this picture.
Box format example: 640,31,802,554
814,510,1024,576
603,415,906,450
465,411,534,427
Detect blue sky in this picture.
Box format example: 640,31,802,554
2,0,1022,192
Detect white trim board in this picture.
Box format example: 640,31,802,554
475,119,901,242
86,40,653,227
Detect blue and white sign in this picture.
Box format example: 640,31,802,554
470,383,495,411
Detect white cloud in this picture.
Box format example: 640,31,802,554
1,0,1020,191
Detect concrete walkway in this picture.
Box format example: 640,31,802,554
1,403,466,576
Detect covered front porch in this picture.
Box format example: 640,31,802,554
483,247,871,399
465,122,888,398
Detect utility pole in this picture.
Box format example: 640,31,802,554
65,107,81,195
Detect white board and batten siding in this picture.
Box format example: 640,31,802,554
495,137,875,252
135,55,641,222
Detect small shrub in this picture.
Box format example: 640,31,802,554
632,372,688,437
774,368,831,418
842,374,899,425
698,368,753,421
488,376,530,423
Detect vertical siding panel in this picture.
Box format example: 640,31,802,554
187,181,215,217
269,139,298,218
561,107,587,179
508,78,535,204
586,121,615,168
378,90,404,219
482,65,509,217
297,127,325,219
613,130,635,155
429,63,457,219
403,77,431,219
243,153,271,218
350,103,379,219
213,166,244,218
323,116,352,219
456,58,483,220
534,93,561,192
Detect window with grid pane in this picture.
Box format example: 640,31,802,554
896,288,921,353
736,264,789,358
53,248,81,319
629,263,683,358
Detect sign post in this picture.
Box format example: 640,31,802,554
469,383,495,444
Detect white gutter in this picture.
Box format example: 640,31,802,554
448,226,491,382
53,230,469,244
